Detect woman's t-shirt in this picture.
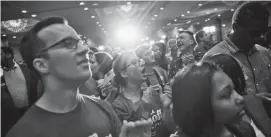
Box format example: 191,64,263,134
112,89,164,137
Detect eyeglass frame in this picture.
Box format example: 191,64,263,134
121,59,145,71
36,37,83,56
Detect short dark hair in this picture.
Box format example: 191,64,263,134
193,30,205,45
1,46,14,58
202,53,246,95
178,30,194,40
93,52,113,76
172,62,219,137
232,2,269,27
20,17,67,78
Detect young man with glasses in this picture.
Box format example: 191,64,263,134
6,17,151,137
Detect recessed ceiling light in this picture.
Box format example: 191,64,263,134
231,9,234,12
167,23,171,26
31,14,37,17
148,22,150,24
154,14,158,17
222,24,226,27
187,11,190,14
96,22,99,24
187,21,191,24
13,36,16,39
93,3,99,6
174,19,177,22
206,11,210,14
79,2,85,5
151,18,155,20
91,16,95,18
127,2,131,5
145,26,147,29
162,26,165,28
101,28,104,30
196,22,200,25
198,3,202,6
218,14,221,17
205,20,208,22
22,10,27,13
160,7,164,10
98,24,102,27
2,34,6,36
84,7,89,10
214,8,218,10
181,14,185,17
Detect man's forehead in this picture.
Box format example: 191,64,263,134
37,24,79,47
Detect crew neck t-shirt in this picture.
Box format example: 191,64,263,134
6,95,122,137
112,89,165,137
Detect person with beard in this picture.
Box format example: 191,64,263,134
202,2,271,95
176,30,196,67
1,47,40,136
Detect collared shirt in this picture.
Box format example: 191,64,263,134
203,37,271,94
3,61,29,108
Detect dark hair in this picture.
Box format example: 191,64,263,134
172,62,220,137
1,46,14,58
20,17,67,78
113,51,134,86
89,47,98,53
152,42,168,71
232,2,269,27
93,52,113,75
178,30,194,40
194,30,205,45
202,53,246,95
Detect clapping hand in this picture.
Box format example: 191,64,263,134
119,119,152,137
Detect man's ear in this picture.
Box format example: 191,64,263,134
120,70,128,79
33,58,49,75
190,40,195,45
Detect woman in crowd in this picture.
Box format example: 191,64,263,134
152,42,170,71
193,30,214,61
204,53,271,137
172,62,256,137
111,51,170,137
88,52,118,100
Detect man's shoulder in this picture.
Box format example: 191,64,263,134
255,44,271,55
202,40,231,60
6,105,41,137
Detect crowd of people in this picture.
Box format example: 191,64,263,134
1,2,271,137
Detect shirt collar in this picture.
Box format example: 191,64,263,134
224,37,258,55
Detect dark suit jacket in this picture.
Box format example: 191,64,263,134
1,63,40,136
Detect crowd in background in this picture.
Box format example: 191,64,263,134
1,2,271,137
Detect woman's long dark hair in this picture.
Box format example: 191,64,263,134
93,52,113,78
152,42,168,71
172,62,220,137
203,53,246,95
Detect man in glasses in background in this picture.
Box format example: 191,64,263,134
6,17,152,137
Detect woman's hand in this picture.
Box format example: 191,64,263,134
119,119,153,137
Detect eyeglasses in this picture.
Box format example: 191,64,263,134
38,38,84,54
122,59,145,70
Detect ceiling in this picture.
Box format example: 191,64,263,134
1,1,271,47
